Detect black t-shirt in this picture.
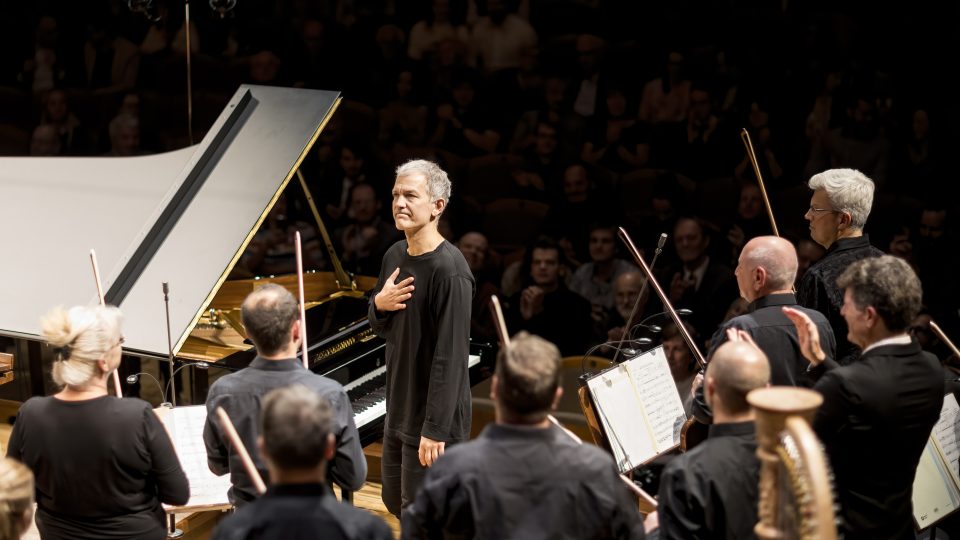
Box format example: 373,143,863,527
7,395,189,540
369,240,475,444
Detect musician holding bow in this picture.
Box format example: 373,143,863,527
796,168,883,365
402,332,645,539
7,305,189,540
203,284,367,506
650,338,769,539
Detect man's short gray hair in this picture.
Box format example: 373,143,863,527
260,385,334,469
808,168,875,230
836,255,921,333
396,159,451,204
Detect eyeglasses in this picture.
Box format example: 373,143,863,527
807,205,839,215
113,336,125,349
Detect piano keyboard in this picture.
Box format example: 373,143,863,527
346,354,481,428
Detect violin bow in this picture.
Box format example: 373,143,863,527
90,249,124,397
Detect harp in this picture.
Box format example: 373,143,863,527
749,387,838,540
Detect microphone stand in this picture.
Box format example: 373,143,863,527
163,282,177,407
612,232,668,364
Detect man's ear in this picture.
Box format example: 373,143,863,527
291,318,300,340
551,386,563,411
432,197,446,218
490,374,499,401
256,436,267,461
324,433,336,461
705,376,717,408
755,266,766,290
864,306,879,329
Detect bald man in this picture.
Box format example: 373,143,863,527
650,339,769,539
691,236,835,423
604,271,650,342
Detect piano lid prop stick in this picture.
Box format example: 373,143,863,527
215,407,267,495
295,231,309,369
90,249,123,398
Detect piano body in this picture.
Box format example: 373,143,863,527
0,85,492,447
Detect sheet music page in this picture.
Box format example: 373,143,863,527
587,364,657,473
933,394,960,482
157,405,232,510
624,347,687,452
913,437,960,528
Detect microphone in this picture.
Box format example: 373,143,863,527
613,232,668,364
580,337,654,378
629,308,693,340
126,373,172,408
128,361,214,406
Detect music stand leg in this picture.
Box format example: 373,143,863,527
167,513,184,538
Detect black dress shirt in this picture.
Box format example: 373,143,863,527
810,339,943,539
692,294,836,423
7,396,189,540
402,423,645,539
211,483,392,540
656,422,759,540
204,357,366,505
796,235,883,365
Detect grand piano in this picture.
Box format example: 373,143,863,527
0,85,492,446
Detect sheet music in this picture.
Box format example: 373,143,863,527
157,406,232,510
625,347,686,452
933,394,960,480
587,363,657,472
913,438,960,528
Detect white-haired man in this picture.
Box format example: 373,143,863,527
368,159,475,516
797,168,883,365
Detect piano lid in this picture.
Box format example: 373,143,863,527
0,85,341,359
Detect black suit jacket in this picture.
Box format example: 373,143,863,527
810,339,944,540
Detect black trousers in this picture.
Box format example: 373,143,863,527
380,429,428,518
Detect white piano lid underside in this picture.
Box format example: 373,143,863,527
0,147,194,337
0,85,340,357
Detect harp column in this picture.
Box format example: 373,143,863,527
747,387,823,540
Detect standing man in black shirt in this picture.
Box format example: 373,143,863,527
402,332,645,539
204,284,366,506
692,236,835,423
369,159,475,516
211,385,392,540
786,255,944,539
650,339,770,539
797,168,883,365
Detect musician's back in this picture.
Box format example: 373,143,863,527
401,422,645,540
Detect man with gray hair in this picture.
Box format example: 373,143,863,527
797,168,883,365
211,385,391,539
402,332,644,539
204,284,366,506
369,159,475,516
786,255,943,539
691,236,836,423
